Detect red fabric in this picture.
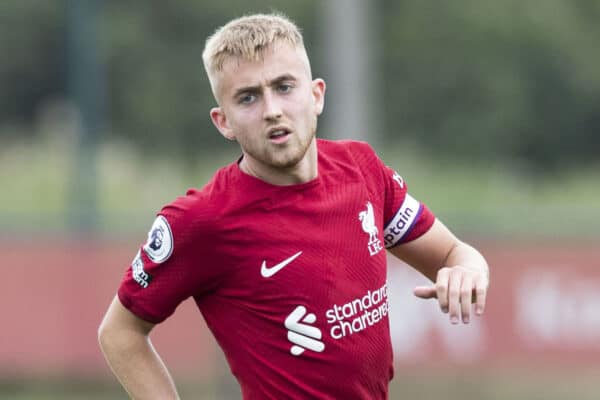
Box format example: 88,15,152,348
118,139,435,399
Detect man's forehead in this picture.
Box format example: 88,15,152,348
216,43,311,96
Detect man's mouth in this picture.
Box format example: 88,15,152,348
268,128,291,143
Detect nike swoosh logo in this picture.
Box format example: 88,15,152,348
261,251,303,278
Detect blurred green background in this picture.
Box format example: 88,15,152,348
3,0,599,238
2,0,599,399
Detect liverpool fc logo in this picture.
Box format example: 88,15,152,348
359,202,383,256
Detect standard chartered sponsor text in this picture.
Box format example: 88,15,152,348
326,283,389,339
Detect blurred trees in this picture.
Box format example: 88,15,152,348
382,0,600,171
1,0,598,170
0,1,67,133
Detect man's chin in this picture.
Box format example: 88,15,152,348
269,156,303,170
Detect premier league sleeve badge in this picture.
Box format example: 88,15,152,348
143,215,174,263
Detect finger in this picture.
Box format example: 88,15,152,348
447,269,463,324
413,286,437,299
460,275,474,324
435,268,451,313
474,275,488,315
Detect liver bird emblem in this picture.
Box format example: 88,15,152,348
359,202,378,244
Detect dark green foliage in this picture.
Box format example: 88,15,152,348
0,1,67,131
380,0,600,171
1,0,598,170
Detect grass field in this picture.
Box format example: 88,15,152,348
3,369,600,400
3,135,599,239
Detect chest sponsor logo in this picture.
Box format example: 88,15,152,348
359,201,383,256
326,283,389,339
143,215,173,263
285,305,325,356
261,251,303,278
283,284,390,356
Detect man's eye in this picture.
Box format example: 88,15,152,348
240,94,256,104
278,84,292,93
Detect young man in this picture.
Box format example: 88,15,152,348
99,13,489,400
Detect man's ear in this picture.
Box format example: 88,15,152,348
210,107,235,140
312,78,326,116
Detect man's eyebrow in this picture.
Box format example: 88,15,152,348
269,74,297,86
233,85,260,98
232,74,297,98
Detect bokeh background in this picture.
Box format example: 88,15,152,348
2,0,599,399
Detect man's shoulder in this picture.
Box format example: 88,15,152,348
318,138,375,155
159,162,238,225
317,138,379,171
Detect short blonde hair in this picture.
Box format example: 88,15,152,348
202,13,305,96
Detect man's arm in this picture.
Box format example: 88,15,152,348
388,219,489,324
98,296,180,399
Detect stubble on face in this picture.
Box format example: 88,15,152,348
251,112,318,171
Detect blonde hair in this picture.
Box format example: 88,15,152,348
202,13,306,96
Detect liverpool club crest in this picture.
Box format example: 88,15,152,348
359,202,383,256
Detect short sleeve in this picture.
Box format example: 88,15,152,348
353,142,436,248
380,164,435,247
117,196,216,323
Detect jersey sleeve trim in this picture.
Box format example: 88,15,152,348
117,288,166,324
383,194,422,248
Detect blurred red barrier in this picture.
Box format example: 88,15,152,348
387,242,600,369
1,237,216,379
2,237,599,377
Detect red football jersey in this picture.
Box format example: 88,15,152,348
118,139,435,399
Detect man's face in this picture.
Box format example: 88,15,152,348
210,43,325,173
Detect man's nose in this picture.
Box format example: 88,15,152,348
263,90,282,120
